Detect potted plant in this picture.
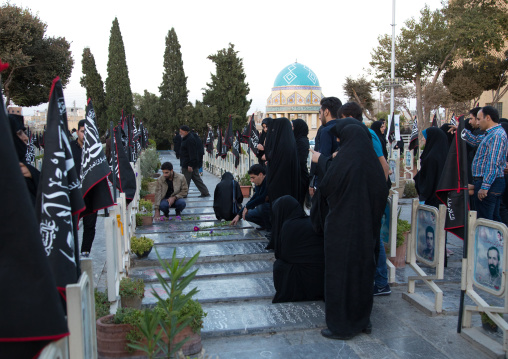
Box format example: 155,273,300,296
388,208,411,268
97,307,145,358
131,236,154,258
138,199,154,226
120,277,145,309
480,312,500,333
238,172,252,198
141,177,157,203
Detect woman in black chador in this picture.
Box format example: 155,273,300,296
9,114,40,205
271,195,324,303
256,117,273,165
264,117,301,204
414,127,448,208
318,120,388,340
292,119,310,207
370,120,388,158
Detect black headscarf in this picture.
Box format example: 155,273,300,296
213,172,243,221
318,121,388,337
292,119,310,205
265,118,301,203
9,114,27,163
414,127,449,208
256,118,273,163
271,195,324,303
370,120,388,158
440,123,454,149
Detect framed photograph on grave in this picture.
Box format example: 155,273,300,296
473,220,507,296
389,159,396,183
415,205,438,266
405,150,413,169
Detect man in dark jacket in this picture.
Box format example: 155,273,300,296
173,131,182,159
231,164,271,231
213,172,243,220
192,129,205,170
179,125,210,197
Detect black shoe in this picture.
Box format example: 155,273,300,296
373,284,391,296
175,210,182,217
320,329,355,340
199,193,210,198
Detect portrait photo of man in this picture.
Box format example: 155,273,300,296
474,226,504,292
485,246,502,290
421,226,435,261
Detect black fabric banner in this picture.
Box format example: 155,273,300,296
243,114,260,155
409,116,418,151
25,130,35,164
436,116,469,239
216,127,227,159
80,99,114,218
232,131,240,168
35,77,86,298
206,128,214,154
0,66,69,358
224,115,234,150
388,113,396,144
109,125,136,202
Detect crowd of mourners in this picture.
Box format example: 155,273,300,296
204,98,508,340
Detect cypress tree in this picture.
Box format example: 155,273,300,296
203,43,251,130
159,28,189,118
80,47,107,134
105,17,133,123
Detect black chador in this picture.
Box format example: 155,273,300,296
414,127,448,208
318,120,388,338
213,172,243,221
271,195,324,303
292,119,310,206
264,118,300,204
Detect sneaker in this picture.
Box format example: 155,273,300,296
373,284,391,296
80,252,90,258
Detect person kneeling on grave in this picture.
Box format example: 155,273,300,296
213,172,243,221
231,164,271,233
271,195,324,303
154,162,188,218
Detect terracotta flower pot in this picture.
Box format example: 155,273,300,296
172,325,202,356
143,193,155,204
96,315,144,358
240,185,252,198
389,238,407,268
141,215,153,226
121,296,142,309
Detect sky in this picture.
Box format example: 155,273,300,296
9,0,444,116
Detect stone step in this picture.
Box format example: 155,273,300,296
131,240,272,268
200,299,326,338
142,273,275,306
142,230,264,245
183,200,214,208
129,259,273,283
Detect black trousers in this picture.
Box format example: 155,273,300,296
81,212,98,253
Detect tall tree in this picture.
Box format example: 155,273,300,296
370,1,508,137
133,91,163,145
343,76,376,121
80,47,107,134
203,43,251,130
0,4,73,107
105,17,133,124
159,27,189,127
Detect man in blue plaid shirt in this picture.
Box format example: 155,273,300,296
461,106,508,221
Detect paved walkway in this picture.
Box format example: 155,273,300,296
84,151,496,359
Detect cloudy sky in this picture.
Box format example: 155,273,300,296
10,0,443,116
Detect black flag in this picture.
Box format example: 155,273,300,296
388,112,396,144
224,115,234,150
243,114,259,155
216,127,227,159
80,99,114,218
36,77,86,300
109,125,137,203
450,112,457,127
409,116,418,151
436,115,469,239
205,128,214,154
432,113,438,127
25,126,35,164
0,62,69,359
232,131,240,168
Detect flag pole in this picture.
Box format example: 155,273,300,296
457,184,470,333
110,121,117,203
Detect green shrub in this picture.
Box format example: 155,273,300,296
403,181,418,198
141,177,155,191
131,236,154,256
120,277,145,298
140,189,150,198
238,172,251,186
113,307,144,351
136,213,143,226
139,199,153,213
95,289,110,320
140,147,161,178
148,139,156,148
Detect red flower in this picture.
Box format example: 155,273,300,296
194,226,200,231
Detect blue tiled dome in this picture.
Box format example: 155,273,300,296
273,62,320,87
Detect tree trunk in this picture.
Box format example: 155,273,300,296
415,73,425,146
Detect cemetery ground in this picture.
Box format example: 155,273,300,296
83,151,495,359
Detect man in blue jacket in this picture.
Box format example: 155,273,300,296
231,164,271,231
